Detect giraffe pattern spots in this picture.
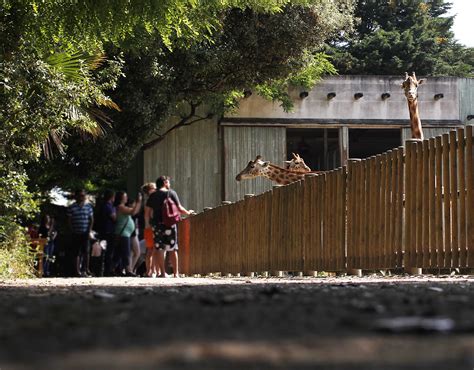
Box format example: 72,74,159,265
236,155,317,186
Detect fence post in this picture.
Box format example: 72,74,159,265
347,159,362,276
442,133,451,267
270,185,284,277
466,126,474,267
242,194,255,277
179,218,191,276
303,173,318,276
457,128,467,267
405,139,423,275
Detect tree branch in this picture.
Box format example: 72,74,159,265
141,103,212,150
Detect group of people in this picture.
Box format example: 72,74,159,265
66,176,194,278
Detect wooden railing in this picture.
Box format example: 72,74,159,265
178,126,474,275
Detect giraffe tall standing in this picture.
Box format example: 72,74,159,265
401,72,425,140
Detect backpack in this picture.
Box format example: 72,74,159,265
162,191,181,227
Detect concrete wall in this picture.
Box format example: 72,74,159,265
459,78,474,124
228,75,462,124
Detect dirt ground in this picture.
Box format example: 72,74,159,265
1,274,474,370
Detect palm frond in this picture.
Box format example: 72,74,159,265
46,51,106,81
84,53,107,70
97,97,122,112
42,129,66,159
46,52,86,82
86,107,113,127
42,51,121,154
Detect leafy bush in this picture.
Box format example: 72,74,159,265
0,223,34,279
0,169,38,278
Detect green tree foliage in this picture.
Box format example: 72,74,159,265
1,44,124,233
1,0,354,277
327,0,474,76
26,3,355,189
1,1,311,229
2,0,346,56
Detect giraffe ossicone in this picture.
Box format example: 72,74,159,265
284,153,311,173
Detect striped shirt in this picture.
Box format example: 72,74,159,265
67,202,93,234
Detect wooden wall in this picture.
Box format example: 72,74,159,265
223,125,286,202
143,118,221,213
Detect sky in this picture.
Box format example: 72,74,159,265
448,0,474,47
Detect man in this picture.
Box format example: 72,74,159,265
144,176,194,277
67,189,94,277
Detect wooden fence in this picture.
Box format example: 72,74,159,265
178,126,474,275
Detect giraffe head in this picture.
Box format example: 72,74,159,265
401,72,425,102
235,155,270,181
284,153,311,172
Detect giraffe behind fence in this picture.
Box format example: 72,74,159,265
284,153,311,173
235,155,307,185
401,71,425,140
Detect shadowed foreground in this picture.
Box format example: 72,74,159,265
1,276,473,369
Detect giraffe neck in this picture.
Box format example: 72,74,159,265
262,164,305,185
407,99,423,140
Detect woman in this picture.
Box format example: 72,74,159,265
114,191,142,276
127,198,141,274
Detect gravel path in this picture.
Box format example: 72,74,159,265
1,275,474,369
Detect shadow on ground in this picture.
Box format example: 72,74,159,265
1,277,473,369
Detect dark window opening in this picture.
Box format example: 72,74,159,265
349,129,401,159
287,128,340,171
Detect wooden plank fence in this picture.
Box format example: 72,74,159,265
178,126,474,275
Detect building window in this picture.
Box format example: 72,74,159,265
349,128,401,159
287,128,340,171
